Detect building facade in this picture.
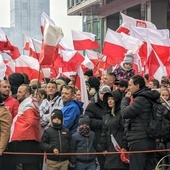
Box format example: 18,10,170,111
67,0,170,50
3,0,50,52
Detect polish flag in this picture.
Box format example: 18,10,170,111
117,12,157,34
0,28,21,60
103,28,143,66
23,35,41,60
40,12,55,34
71,30,100,50
60,50,85,72
147,30,170,65
130,26,170,79
75,65,89,110
39,19,64,65
4,59,15,78
0,54,6,80
85,50,110,70
147,50,167,82
81,55,94,71
59,38,72,51
15,55,43,80
103,29,126,65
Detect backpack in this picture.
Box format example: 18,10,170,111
143,99,170,139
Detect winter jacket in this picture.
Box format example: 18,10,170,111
62,100,83,134
84,93,105,142
98,91,128,169
40,126,71,161
113,63,135,82
121,87,160,146
71,131,96,163
40,92,63,128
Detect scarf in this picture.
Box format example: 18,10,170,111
78,125,90,137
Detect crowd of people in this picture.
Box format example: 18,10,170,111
0,50,170,170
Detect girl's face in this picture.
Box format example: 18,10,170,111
124,63,132,69
161,90,170,101
107,97,115,108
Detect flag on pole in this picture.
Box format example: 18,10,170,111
15,55,43,80
0,28,20,60
39,19,64,65
117,12,157,34
72,30,100,50
23,34,41,59
75,65,89,110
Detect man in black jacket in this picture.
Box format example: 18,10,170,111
121,75,160,170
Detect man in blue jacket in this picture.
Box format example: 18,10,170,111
61,85,83,134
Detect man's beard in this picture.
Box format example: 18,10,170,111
0,93,9,100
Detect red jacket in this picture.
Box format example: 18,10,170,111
4,96,19,119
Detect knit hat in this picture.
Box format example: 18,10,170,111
79,115,90,126
51,109,63,123
84,70,93,77
123,50,134,64
99,85,111,93
88,76,100,91
8,73,25,95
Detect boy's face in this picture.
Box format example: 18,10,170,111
119,86,127,92
52,117,62,125
124,63,132,69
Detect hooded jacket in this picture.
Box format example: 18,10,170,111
98,90,128,169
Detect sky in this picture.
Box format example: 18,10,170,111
0,0,82,48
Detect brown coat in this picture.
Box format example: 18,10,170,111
0,106,12,153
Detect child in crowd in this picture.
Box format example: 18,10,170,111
71,115,97,170
40,109,71,170
113,50,135,82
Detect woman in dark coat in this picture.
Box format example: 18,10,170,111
98,90,129,170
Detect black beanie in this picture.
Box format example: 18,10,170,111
51,109,63,123
88,76,100,91
84,70,93,77
79,115,90,126
8,73,25,95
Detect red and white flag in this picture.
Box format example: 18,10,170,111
81,55,94,70
4,59,15,78
60,49,84,72
0,28,20,60
130,26,169,80
39,19,64,65
103,28,143,66
71,30,100,50
0,54,6,80
15,55,43,80
75,65,89,110
23,34,41,60
117,12,157,34
40,12,55,34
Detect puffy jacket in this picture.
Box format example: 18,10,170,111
121,87,160,146
84,93,104,142
40,126,71,161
